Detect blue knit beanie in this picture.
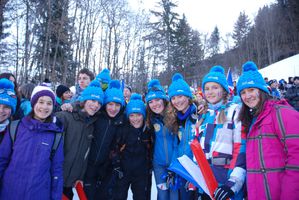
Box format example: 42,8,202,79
104,80,125,106
237,61,270,95
168,73,192,99
145,79,168,103
79,80,104,105
202,66,229,93
96,68,111,84
126,93,146,118
0,78,17,114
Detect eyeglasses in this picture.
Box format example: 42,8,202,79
0,89,16,97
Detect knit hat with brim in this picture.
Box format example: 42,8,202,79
31,85,56,107
237,61,270,95
126,93,146,118
104,80,125,106
79,80,104,105
168,73,192,99
202,65,229,93
145,79,168,103
0,78,17,114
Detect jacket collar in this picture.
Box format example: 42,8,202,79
254,99,289,126
72,104,98,125
23,116,64,133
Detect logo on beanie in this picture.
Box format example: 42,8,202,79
207,76,219,80
132,108,141,112
147,93,157,98
176,89,184,92
0,97,9,102
112,97,122,101
242,80,255,85
91,94,100,99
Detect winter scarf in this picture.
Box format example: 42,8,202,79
177,105,193,121
0,119,9,132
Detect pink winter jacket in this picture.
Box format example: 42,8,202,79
246,99,299,200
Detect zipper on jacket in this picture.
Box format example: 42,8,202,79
95,119,111,164
162,126,169,164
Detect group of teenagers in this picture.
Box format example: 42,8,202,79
0,60,298,200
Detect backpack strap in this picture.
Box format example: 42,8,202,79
0,134,4,143
9,120,20,144
50,132,63,160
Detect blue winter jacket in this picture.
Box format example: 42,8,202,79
176,104,198,159
0,116,64,200
151,115,178,167
271,88,281,99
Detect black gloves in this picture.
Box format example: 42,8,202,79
214,185,234,200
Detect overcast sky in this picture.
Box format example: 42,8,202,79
129,0,276,34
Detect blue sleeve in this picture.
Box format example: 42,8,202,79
23,101,32,116
50,137,64,200
0,129,13,179
171,134,179,164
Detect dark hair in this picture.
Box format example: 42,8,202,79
294,76,299,81
0,72,19,95
78,68,94,80
238,90,272,133
124,85,132,92
19,83,35,99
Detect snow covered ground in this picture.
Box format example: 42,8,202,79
73,174,157,200
259,54,299,81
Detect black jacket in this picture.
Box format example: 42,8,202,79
285,84,299,111
118,123,153,176
88,110,126,165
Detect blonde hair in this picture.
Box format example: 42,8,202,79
164,103,179,134
217,92,229,124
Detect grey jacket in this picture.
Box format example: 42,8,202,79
56,105,99,187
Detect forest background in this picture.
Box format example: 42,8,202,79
0,0,298,92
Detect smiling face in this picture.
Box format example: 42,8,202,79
148,98,165,114
78,73,91,90
83,100,101,116
129,113,144,128
62,91,72,101
171,95,190,113
204,82,224,104
106,102,121,118
240,88,260,108
33,96,53,121
0,104,12,123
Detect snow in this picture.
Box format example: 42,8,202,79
73,174,157,200
259,54,299,81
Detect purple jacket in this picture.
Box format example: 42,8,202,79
0,116,64,200
246,99,299,200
